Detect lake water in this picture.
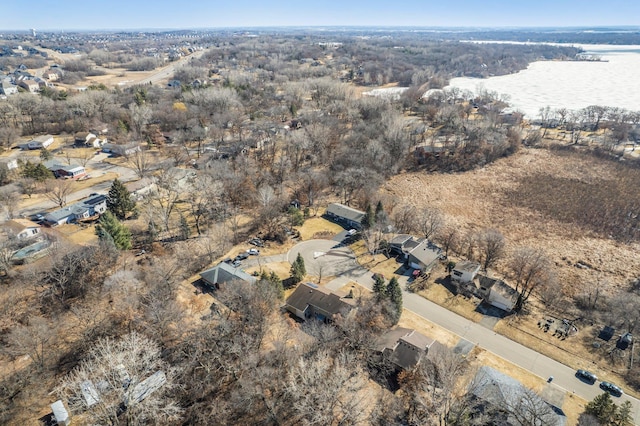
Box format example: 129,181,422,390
446,44,640,119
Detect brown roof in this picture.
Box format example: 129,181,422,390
286,282,355,318
4,218,41,234
377,327,435,370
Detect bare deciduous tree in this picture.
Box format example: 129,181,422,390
56,332,182,425
44,179,74,208
417,206,444,240
477,228,505,271
127,149,152,179
5,315,55,370
509,247,551,311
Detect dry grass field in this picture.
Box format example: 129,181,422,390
381,147,640,296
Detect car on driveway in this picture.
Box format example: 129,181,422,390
235,252,249,261
347,229,357,235
576,369,597,384
231,260,242,268
600,381,623,397
247,248,260,255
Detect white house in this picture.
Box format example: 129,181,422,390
452,261,481,283
27,135,54,150
0,158,19,171
4,218,41,240
18,79,40,93
0,81,18,96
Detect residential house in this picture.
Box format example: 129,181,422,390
44,161,86,179
478,275,519,312
468,366,566,426
42,70,60,81
0,158,19,171
102,142,141,157
18,79,40,93
3,218,41,240
325,203,365,230
451,260,481,283
125,177,157,200
44,194,107,226
285,282,355,322
0,80,18,96
74,132,102,148
199,262,257,289
389,234,423,257
377,327,441,370
27,134,54,150
406,239,442,272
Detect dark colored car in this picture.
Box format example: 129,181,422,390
600,381,623,397
235,253,249,261
249,238,264,247
576,369,597,384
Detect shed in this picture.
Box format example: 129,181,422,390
50,400,70,426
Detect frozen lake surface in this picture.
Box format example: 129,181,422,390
446,44,640,119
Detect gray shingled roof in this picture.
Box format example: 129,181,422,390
377,327,435,369
326,203,365,224
408,240,441,268
200,262,257,287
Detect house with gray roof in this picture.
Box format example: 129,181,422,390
469,366,566,426
406,239,442,272
478,275,519,312
27,134,54,150
285,282,355,322
44,194,107,226
199,262,257,289
325,203,365,230
452,260,481,283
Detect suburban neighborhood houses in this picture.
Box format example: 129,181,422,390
1,27,639,426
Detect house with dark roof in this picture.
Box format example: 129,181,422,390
377,327,441,370
27,135,54,150
285,282,355,322
468,366,566,426
325,203,365,230
199,262,257,290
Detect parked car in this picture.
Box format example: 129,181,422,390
235,253,249,261
576,369,597,384
249,238,264,247
247,248,260,255
223,258,233,264
231,260,242,268
600,381,623,397
347,229,357,235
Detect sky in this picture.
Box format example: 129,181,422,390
0,0,639,31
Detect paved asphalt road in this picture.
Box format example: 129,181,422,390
20,153,139,217
274,238,640,424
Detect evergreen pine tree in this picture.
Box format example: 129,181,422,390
39,147,52,161
362,203,375,229
613,401,633,426
107,178,136,220
373,274,387,299
585,392,617,424
95,211,132,250
290,253,306,284
179,214,190,240
386,276,403,320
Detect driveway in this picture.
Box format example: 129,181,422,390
287,239,360,277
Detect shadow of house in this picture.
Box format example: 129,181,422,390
285,282,355,323
468,366,566,426
199,262,257,290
